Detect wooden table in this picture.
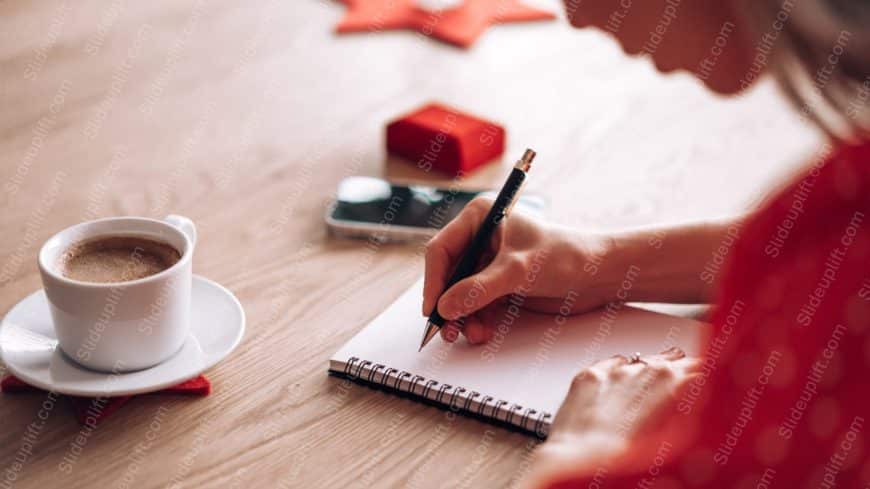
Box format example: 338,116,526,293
0,1,820,487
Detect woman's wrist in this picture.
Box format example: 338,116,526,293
580,217,744,304
545,226,616,305
521,431,627,489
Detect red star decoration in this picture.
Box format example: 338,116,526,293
336,0,556,48
1,375,210,425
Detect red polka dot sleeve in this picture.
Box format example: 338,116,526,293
548,141,870,489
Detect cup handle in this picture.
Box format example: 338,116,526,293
164,214,197,248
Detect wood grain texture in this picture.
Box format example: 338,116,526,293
0,0,820,487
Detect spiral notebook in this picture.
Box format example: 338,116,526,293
329,280,705,438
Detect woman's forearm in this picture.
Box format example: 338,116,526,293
585,217,744,304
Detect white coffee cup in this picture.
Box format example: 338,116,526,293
37,215,197,372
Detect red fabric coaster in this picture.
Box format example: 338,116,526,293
1,374,210,425
336,0,556,48
0,375,37,393
68,395,133,426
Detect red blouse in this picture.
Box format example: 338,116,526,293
550,141,870,488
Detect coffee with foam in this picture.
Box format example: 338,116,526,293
58,236,181,283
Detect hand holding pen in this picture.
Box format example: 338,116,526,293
419,149,612,349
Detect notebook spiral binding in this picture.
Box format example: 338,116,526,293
343,356,552,438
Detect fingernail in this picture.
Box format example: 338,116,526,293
660,346,685,358
445,327,459,342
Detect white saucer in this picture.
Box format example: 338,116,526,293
0,275,245,397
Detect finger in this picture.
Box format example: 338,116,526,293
609,354,631,367
463,303,505,345
637,348,686,368
423,241,451,315
422,197,492,314
588,354,631,376
670,357,702,374
460,315,493,345
437,257,521,320
476,302,505,328
439,321,462,343
658,346,687,361
619,360,673,382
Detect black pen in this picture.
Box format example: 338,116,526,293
419,148,536,351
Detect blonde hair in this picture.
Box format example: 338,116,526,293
745,0,870,141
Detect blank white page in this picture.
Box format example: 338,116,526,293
329,280,707,437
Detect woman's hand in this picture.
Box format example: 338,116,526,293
423,196,613,344
522,348,702,488
424,196,743,345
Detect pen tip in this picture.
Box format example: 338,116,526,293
419,321,439,351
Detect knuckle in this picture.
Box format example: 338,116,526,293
424,239,440,260
469,196,493,211
502,253,528,277
609,368,627,381
465,197,493,221
570,370,600,390
650,366,674,382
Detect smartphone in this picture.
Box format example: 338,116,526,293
326,176,545,242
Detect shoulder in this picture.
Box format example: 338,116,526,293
715,140,870,312
695,140,870,481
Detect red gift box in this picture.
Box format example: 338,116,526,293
386,103,505,176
